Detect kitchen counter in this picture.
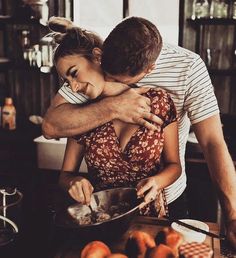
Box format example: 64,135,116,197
48,216,221,257
0,170,235,258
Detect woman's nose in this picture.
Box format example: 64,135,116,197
70,79,79,93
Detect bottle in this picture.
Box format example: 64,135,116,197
2,97,16,130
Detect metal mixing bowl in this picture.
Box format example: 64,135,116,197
53,187,140,241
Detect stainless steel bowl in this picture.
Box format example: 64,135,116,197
53,187,140,241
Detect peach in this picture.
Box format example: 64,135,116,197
81,240,111,258
146,244,175,258
125,230,156,258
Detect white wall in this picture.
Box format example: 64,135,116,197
128,0,179,45
73,0,179,44
73,0,123,40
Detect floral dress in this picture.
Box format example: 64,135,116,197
75,88,177,216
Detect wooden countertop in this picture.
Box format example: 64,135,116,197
52,216,220,257
110,216,220,257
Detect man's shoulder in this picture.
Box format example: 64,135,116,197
158,42,200,63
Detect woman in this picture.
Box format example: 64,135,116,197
49,17,181,217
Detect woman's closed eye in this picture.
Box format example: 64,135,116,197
70,70,77,78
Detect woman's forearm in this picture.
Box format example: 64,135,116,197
154,162,182,190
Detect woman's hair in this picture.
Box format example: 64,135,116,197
48,16,103,63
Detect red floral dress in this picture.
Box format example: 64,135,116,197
75,89,177,216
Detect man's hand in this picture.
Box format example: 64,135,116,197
226,219,236,249
109,87,163,131
68,176,94,205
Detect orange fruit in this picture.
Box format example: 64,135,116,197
146,244,175,258
81,240,111,258
125,230,156,258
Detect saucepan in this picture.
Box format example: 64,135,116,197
53,187,142,241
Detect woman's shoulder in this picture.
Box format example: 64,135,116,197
144,87,172,103
146,87,168,96
144,87,177,125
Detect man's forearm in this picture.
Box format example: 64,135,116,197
42,98,115,139
203,141,236,221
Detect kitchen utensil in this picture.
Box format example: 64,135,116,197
0,188,23,246
53,187,140,241
166,216,226,240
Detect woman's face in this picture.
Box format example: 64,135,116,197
56,54,105,99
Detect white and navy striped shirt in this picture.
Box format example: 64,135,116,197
59,43,219,204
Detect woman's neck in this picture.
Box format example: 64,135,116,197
101,81,130,97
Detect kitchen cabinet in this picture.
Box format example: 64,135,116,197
179,0,236,222
0,1,73,123
179,0,236,115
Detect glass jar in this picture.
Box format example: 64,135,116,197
232,0,236,19
192,0,209,19
210,0,229,18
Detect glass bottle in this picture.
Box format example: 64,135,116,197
2,97,16,130
21,30,30,49
192,0,209,19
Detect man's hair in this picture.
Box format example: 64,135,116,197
101,16,162,76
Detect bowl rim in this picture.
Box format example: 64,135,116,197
66,187,140,228
171,219,209,236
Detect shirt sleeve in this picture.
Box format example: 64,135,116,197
58,83,89,104
184,56,219,125
147,89,177,128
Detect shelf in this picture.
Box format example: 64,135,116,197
0,15,46,26
208,69,236,76
0,58,12,71
187,18,236,26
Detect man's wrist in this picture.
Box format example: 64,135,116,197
99,96,118,120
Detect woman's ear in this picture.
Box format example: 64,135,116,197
92,47,102,64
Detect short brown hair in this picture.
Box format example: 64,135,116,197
101,16,162,76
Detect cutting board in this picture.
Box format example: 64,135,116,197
109,216,221,257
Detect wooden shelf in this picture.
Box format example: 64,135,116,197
208,69,236,76
0,15,46,26
187,18,236,26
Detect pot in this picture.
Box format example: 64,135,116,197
53,187,141,241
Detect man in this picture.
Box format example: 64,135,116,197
42,17,236,248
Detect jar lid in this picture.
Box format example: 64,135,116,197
5,97,13,105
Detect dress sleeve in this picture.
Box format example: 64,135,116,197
147,88,177,128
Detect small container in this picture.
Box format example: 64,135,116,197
171,219,209,243
2,97,16,130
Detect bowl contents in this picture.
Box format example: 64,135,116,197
69,201,131,225
171,219,209,243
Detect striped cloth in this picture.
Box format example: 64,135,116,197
58,42,219,204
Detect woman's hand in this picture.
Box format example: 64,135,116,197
68,176,94,205
136,176,159,208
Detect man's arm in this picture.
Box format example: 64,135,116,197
42,87,163,139
192,114,236,248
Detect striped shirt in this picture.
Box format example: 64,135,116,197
58,42,219,204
